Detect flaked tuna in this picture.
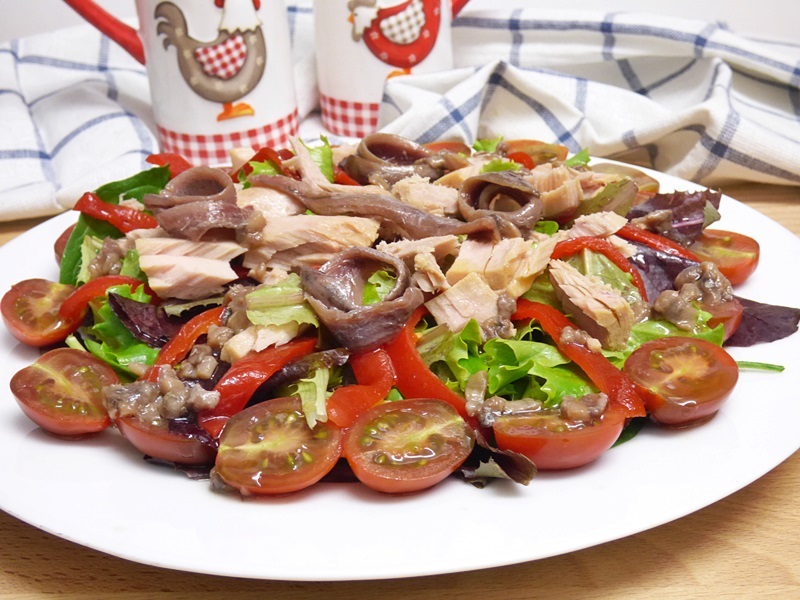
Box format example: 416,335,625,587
135,237,246,300
548,259,634,351
242,214,380,274
446,236,557,299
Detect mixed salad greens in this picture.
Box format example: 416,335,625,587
3,134,799,496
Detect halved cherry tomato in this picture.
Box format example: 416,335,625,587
704,296,743,341
689,229,760,286
423,141,472,155
326,348,396,428
493,405,626,470
58,275,148,324
214,396,343,495
145,152,193,178
552,236,649,302
74,192,158,233
10,348,118,436
54,224,76,266
198,337,318,437
343,399,475,494
502,140,569,164
623,337,738,427
512,300,647,419
2,278,78,346
116,416,216,466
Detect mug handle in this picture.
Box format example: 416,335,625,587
63,0,145,64
452,0,469,18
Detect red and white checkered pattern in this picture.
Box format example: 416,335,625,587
380,0,426,45
320,94,379,138
157,108,299,164
194,34,248,81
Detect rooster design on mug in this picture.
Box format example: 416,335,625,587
155,0,267,121
348,0,442,73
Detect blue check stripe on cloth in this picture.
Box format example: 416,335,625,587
0,0,317,223
0,28,155,221
380,9,800,187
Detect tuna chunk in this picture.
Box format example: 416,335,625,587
242,214,380,273
445,236,557,299
548,259,634,351
220,323,303,364
135,237,246,300
556,211,636,256
560,211,628,239
377,235,460,293
236,185,305,218
425,272,500,334
391,174,459,216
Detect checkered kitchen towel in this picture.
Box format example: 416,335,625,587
0,0,316,223
2,4,800,222
380,9,800,188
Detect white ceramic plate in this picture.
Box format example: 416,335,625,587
0,169,798,581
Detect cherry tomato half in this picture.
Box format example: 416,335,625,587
689,229,760,286
214,397,343,495
704,296,743,341
623,337,738,427
116,416,216,466
492,406,626,470
1,279,78,347
10,348,118,436
343,399,475,494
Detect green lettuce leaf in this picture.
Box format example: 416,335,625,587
473,136,503,153
82,284,160,378
245,273,319,329
288,368,331,428
363,269,397,305
480,158,521,174
59,166,170,285
564,148,591,168
303,136,334,183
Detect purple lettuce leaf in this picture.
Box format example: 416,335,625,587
626,242,699,301
627,189,722,246
726,297,800,347
108,292,183,347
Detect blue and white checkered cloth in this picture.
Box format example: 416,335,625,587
2,4,799,222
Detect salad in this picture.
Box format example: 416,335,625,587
2,133,798,497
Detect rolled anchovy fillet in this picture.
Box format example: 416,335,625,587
300,247,424,352
459,171,543,238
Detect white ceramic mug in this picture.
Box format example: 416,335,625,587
64,0,299,164
314,0,470,138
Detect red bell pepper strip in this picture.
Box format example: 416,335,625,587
231,146,289,181
507,151,535,170
552,236,649,302
383,307,472,422
333,166,361,186
198,337,318,438
511,299,646,419
58,275,149,324
617,224,701,262
74,192,158,234
145,305,226,381
146,152,193,178
326,348,396,428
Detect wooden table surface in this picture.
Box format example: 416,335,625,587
0,183,798,599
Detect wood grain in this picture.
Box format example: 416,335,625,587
0,186,798,599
